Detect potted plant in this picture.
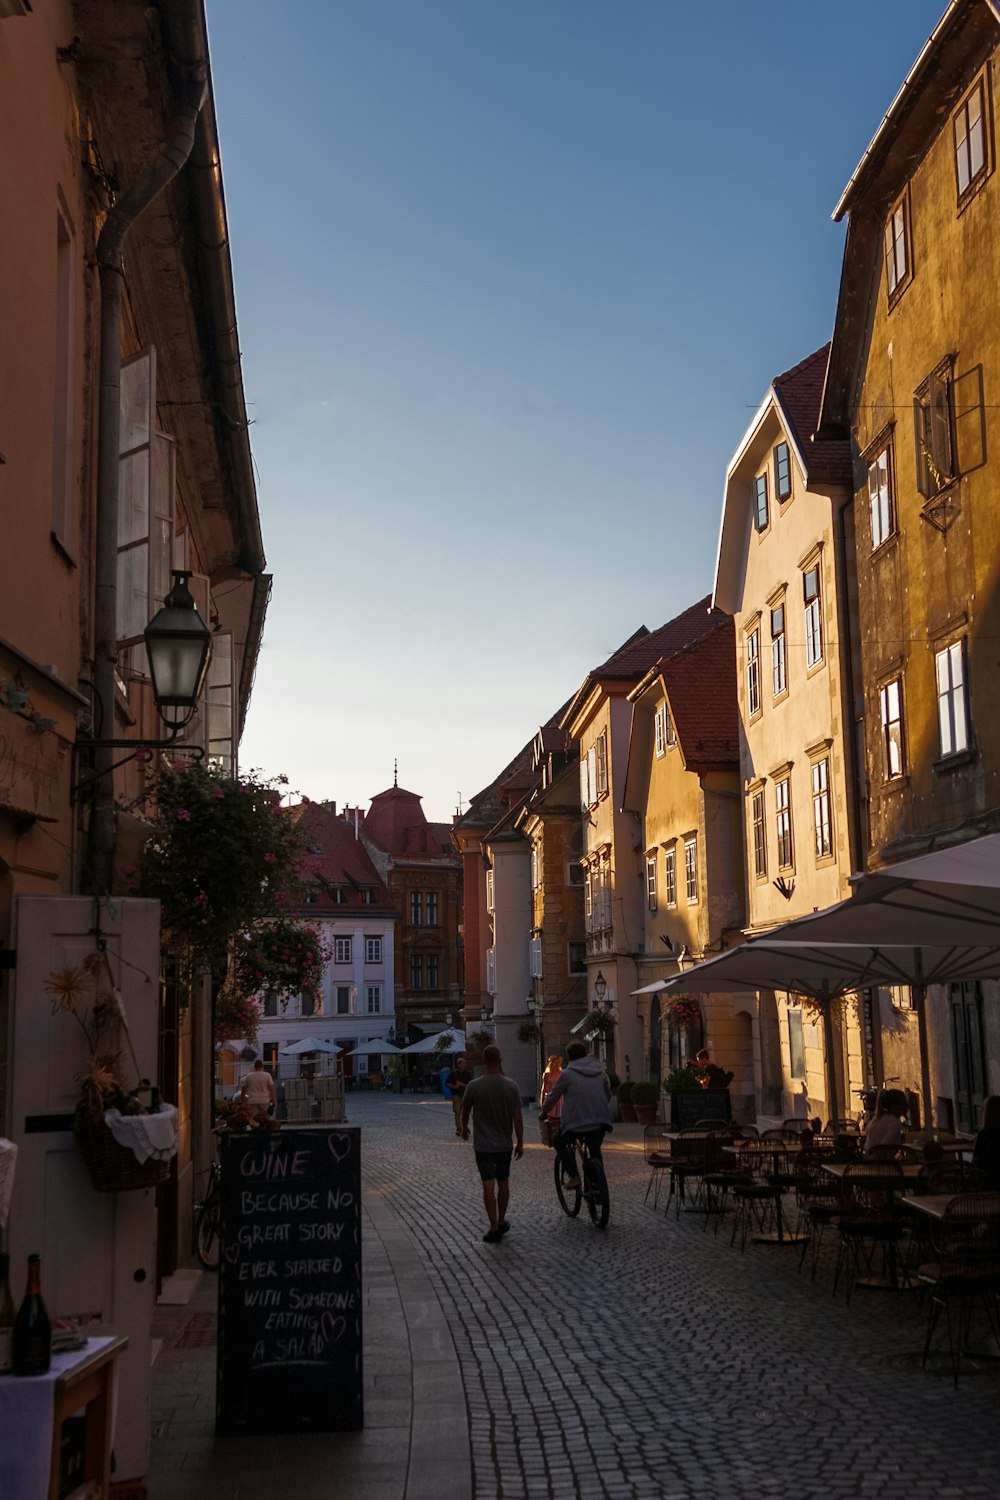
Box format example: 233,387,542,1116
617,1080,636,1123
517,1018,540,1044
631,1080,659,1125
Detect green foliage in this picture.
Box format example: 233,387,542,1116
606,1072,621,1093
662,1066,698,1093
630,1080,659,1107
616,1081,634,1104
140,761,304,973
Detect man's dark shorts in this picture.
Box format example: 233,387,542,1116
475,1150,512,1183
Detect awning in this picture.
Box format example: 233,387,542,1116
631,979,670,996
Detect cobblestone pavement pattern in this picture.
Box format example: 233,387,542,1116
150,1093,1000,1499
357,1093,1000,1500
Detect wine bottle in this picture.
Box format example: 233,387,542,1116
0,1253,15,1374
12,1253,51,1376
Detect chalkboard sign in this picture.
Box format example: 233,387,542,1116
216,1126,363,1434
670,1088,732,1130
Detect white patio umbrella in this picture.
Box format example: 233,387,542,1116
400,1028,465,1055
344,1038,401,1058
662,833,1000,1130
279,1038,342,1055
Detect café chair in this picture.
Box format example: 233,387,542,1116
664,1128,712,1220
926,1164,991,1195
642,1124,673,1210
794,1149,842,1280
918,1193,1000,1386
730,1141,780,1252
832,1162,907,1304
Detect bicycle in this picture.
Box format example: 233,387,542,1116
194,1158,221,1270
553,1128,610,1229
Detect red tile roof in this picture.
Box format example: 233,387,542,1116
773,344,853,485
363,783,449,857
596,596,725,679
660,619,739,771
290,800,393,911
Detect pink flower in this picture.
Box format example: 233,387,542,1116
263,852,276,864
119,863,135,877
194,890,209,909
212,788,226,800
176,809,192,823
134,746,153,764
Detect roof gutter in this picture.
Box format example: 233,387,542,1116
89,2,207,895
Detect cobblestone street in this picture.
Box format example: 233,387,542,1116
151,1093,1000,1499
357,1093,1000,1500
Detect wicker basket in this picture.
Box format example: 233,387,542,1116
75,1116,173,1193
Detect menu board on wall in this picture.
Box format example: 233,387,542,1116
216,1126,363,1433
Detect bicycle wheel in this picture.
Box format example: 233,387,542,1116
554,1152,582,1217
195,1195,221,1270
583,1156,610,1229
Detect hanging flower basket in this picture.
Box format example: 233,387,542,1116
232,919,328,1010
585,1008,617,1038
517,1019,540,1044
665,995,702,1028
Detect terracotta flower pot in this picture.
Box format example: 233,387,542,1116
619,1101,637,1123
634,1104,657,1126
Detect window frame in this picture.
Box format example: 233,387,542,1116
751,788,767,880
935,638,971,759
425,890,439,926
410,954,424,991
774,441,792,503
803,565,824,669
775,776,793,871
683,837,698,905
746,623,762,718
646,854,657,913
954,73,990,204
663,846,677,909
427,953,439,989
365,936,382,965
811,756,833,862
335,985,352,1016
410,890,423,926
334,936,352,965
914,361,956,499
879,677,905,780
530,936,543,979
753,472,769,532
868,445,894,551
770,601,787,699
884,191,911,305
366,985,381,1014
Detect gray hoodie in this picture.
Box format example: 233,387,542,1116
541,1056,613,1133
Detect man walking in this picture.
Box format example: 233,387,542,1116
460,1044,523,1243
539,1041,613,1190
240,1058,276,1119
445,1052,473,1136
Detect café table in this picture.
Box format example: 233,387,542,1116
822,1160,927,1186
903,1193,1000,1363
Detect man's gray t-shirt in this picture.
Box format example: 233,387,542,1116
464,1074,520,1153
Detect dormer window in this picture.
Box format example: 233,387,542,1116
654,702,676,757
774,442,791,502
753,473,769,532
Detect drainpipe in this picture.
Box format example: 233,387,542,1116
88,63,207,895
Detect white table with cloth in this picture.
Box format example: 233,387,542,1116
0,1334,126,1500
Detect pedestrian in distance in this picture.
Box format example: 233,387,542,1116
864,1087,908,1154
445,1052,473,1137
460,1043,524,1243
240,1058,276,1118
539,1041,613,1191
539,1053,564,1146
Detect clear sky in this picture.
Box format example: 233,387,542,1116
209,0,947,822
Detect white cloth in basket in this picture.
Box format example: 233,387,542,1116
103,1103,179,1164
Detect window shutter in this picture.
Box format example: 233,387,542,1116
596,733,608,797
953,365,986,475
929,372,953,481
579,757,590,810
914,397,931,497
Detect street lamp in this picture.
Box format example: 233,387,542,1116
74,570,213,800
143,571,213,731
594,971,608,1009
525,994,536,1016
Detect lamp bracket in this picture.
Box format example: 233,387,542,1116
71,731,204,803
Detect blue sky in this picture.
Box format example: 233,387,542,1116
210,0,947,821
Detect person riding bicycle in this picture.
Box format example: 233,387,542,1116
539,1041,613,1191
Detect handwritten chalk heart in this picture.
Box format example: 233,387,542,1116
224,1244,240,1266
321,1313,346,1347
327,1133,351,1163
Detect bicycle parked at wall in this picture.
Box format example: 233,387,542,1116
194,1157,221,1270
554,1129,611,1229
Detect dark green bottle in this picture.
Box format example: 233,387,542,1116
12,1253,51,1375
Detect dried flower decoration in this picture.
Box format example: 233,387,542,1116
45,965,88,1016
